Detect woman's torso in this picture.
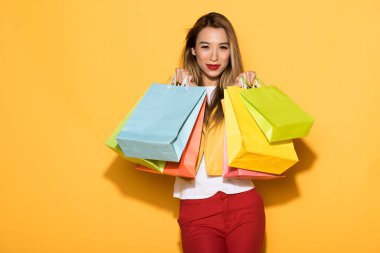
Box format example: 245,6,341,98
173,86,254,200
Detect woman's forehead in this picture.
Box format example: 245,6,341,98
196,27,228,44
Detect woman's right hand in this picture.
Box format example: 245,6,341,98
175,68,196,86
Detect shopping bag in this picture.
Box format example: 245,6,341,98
223,129,284,179
240,80,314,142
116,83,206,162
135,99,206,178
105,108,166,172
200,116,225,176
224,86,298,175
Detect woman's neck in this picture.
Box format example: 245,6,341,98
202,75,219,86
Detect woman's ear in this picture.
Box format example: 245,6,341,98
191,48,196,56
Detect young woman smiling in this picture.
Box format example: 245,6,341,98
173,13,265,253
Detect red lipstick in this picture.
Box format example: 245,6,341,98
206,64,220,70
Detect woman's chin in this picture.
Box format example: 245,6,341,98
203,71,223,80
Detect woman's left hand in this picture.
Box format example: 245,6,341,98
234,71,256,87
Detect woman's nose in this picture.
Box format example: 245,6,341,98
209,49,218,62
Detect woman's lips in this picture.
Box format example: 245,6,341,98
206,64,220,70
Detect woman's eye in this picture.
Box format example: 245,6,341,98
220,46,229,50
201,45,209,49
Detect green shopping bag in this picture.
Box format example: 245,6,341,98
105,108,166,172
240,79,314,142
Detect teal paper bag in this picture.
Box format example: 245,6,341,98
105,109,166,172
116,83,206,162
240,84,314,142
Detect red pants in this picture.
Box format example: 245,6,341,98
178,188,265,253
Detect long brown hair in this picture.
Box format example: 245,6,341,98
180,12,244,129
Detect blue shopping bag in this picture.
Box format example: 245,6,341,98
105,108,166,173
116,83,206,162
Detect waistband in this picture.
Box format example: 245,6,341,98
179,188,256,205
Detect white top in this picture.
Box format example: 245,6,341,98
173,86,254,200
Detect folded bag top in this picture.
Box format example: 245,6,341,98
117,83,206,162
240,83,314,142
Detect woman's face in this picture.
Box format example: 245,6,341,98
192,27,230,82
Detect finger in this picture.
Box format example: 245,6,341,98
244,71,254,87
239,73,249,87
188,75,196,86
183,70,190,84
250,71,256,84
175,68,181,84
179,69,183,84
235,75,243,87
245,72,251,86
235,75,242,85
246,72,253,86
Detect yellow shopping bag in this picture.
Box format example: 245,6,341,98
194,109,225,176
224,86,298,175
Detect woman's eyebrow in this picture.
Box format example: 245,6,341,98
198,41,230,45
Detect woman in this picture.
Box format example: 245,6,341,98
173,13,265,253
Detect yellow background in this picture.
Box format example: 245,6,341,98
1,0,379,252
